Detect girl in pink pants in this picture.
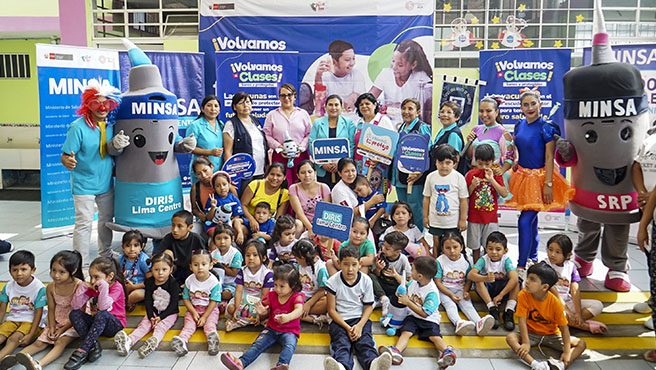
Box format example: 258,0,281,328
114,253,180,358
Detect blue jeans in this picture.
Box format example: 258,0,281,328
395,185,424,231
240,327,297,367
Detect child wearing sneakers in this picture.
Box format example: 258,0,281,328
378,256,456,369
170,249,221,357
114,253,179,359
467,231,519,331
323,245,392,370
434,233,495,336
506,262,587,370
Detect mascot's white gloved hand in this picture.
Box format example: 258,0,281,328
176,133,196,153
554,133,573,162
111,130,130,150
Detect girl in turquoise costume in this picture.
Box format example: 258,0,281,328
186,95,223,184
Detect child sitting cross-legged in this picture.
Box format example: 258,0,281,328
378,256,456,369
506,262,587,370
467,231,519,331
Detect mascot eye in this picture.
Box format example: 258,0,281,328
584,130,597,143
620,127,632,141
134,134,146,148
168,132,174,144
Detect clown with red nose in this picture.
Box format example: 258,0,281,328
61,79,129,266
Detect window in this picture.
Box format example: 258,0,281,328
0,54,30,79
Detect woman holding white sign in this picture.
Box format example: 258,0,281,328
353,93,395,195
308,94,356,188
392,98,432,231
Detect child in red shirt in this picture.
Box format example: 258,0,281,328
221,265,304,370
465,144,508,263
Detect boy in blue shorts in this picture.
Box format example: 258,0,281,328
467,231,519,331
378,256,456,369
324,245,392,370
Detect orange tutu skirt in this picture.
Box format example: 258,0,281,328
505,166,575,211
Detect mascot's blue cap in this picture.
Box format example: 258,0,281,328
122,38,152,66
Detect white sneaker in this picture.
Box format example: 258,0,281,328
380,296,391,317
137,336,158,359
635,301,651,314
323,357,345,370
207,331,220,355
114,330,132,356
170,335,188,356
370,352,392,370
547,358,565,370
645,317,654,330
454,320,475,335
531,360,550,370
476,315,495,336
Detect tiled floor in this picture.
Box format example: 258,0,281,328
0,200,654,369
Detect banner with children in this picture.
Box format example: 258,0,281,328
37,44,121,238
214,51,298,123
479,48,571,227
118,51,205,189
199,0,434,125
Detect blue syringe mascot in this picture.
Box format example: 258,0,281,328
108,39,196,240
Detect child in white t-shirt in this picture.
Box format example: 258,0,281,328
435,233,494,336
423,144,468,258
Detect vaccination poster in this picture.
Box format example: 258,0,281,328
199,0,434,125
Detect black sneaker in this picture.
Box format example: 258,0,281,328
63,350,88,370
87,341,103,362
489,306,500,330
503,309,515,331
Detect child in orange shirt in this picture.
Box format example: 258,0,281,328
506,262,586,370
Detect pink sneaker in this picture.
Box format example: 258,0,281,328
574,255,594,277
604,270,631,292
